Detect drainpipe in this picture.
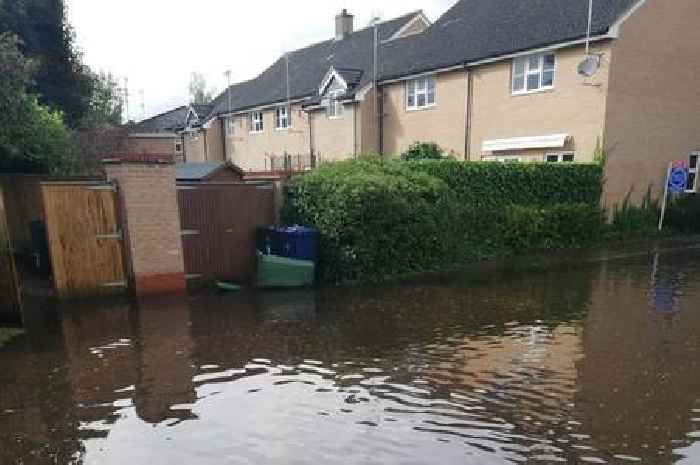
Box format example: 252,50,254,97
307,109,315,165
353,103,357,158
464,66,474,161
220,118,227,162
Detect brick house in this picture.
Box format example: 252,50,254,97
126,104,224,164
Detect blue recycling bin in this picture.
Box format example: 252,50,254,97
259,226,319,263
279,226,319,263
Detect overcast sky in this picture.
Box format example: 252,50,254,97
66,0,455,121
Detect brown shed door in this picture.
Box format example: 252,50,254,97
177,183,274,283
42,183,127,298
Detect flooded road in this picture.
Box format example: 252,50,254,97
1,246,700,464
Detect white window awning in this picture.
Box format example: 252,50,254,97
482,133,570,152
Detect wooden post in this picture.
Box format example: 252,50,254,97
0,185,22,324
658,162,673,232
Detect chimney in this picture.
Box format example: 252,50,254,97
335,9,354,40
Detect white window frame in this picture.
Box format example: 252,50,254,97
249,111,264,134
174,140,183,153
686,152,699,193
327,91,344,119
512,53,556,95
225,117,235,137
483,155,522,163
406,75,436,111
545,151,575,163
275,106,290,130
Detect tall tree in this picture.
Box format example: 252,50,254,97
79,71,123,128
0,32,73,173
188,72,214,104
0,0,93,127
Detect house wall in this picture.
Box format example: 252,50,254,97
603,0,700,207
227,104,311,171
360,87,380,154
382,69,468,158
468,42,611,163
205,120,225,163
127,136,179,158
310,103,358,162
184,132,206,163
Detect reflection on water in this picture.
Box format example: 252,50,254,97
1,247,699,464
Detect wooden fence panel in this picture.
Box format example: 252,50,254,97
0,185,22,322
177,183,275,284
42,183,127,298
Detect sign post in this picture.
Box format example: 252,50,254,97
659,161,689,231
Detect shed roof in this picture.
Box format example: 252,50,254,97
175,162,244,181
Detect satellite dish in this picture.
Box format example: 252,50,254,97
577,55,601,78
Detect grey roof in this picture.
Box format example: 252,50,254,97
206,0,639,120
176,163,222,180
335,68,364,88
380,0,640,80
209,11,422,117
191,104,213,119
130,106,189,134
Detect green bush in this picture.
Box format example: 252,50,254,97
500,204,604,251
400,142,445,161
666,195,700,233
283,159,463,282
408,160,603,208
284,159,607,283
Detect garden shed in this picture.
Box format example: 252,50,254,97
175,162,244,183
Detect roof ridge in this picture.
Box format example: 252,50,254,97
131,105,187,126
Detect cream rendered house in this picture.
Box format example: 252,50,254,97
203,9,431,172
178,0,697,208
378,0,700,207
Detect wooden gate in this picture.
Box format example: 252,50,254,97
0,185,22,322
42,182,127,298
177,182,275,284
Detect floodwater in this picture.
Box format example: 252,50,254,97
1,245,700,465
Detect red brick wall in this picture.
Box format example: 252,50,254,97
105,159,186,296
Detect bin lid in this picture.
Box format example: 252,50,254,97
284,226,319,235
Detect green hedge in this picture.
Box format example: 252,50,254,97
283,159,605,283
408,160,603,208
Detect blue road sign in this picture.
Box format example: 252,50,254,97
669,166,689,194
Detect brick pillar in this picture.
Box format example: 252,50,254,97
104,154,186,296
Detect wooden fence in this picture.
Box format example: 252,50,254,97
42,182,128,298
0,185,22,323
177,182,275,284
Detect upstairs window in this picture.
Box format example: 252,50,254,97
275,106,290,130
545,152,575,163
250,111,264,133
687,152,699,193
225,117,235,136
327,91,344,119
513,53,555,94
174,140,183,153
406,76,436,110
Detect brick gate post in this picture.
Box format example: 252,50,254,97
103,153,186,296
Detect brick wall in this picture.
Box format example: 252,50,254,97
104,156,186,296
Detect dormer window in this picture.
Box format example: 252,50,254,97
275,106,290,130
